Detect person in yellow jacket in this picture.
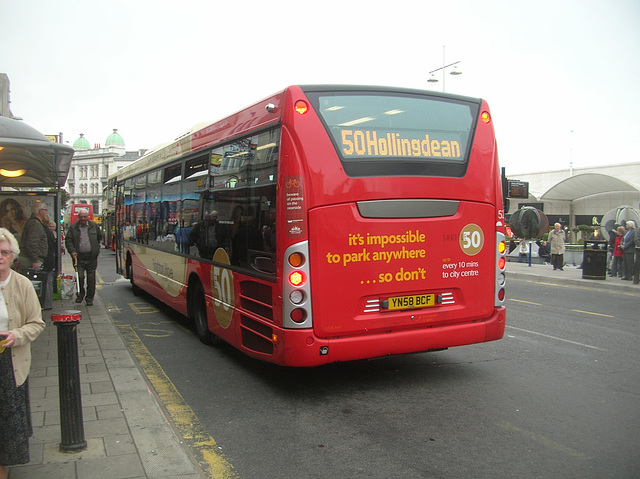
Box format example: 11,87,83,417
0,228,45,479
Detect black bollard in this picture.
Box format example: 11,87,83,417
51,310,87,452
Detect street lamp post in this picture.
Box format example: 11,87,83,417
428,45,462,92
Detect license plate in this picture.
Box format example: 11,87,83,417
385,293,436,311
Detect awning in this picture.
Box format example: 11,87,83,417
540,173,639,201
0,116,74,188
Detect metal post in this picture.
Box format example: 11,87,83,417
51,310,87,452
428,45,461,92
442,45,446,92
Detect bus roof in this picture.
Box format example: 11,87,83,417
299,84,482,104
115,88,288,182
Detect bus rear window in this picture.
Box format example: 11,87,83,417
307,91,479,175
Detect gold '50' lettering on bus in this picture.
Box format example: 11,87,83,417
341,130,461,158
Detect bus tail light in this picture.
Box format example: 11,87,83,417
288,252,305,267
481,111,491,124
498,256,506,270
288,270,306,287
283,241,313,329
289,290,305,305
290,308,307,323
495,232,506,306
295,100,309,115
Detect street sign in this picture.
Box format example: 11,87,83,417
508,180,529,199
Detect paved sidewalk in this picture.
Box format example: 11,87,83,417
8,256,205,478
506,259,639,293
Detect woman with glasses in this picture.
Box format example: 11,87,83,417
0,228,45,479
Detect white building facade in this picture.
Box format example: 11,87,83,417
68,129,145,215
506,162,640,240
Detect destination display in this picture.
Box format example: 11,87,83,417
341,129,463,159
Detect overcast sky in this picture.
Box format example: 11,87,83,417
2,0,639,175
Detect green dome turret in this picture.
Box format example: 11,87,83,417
73,133,90,150
105,128,125,147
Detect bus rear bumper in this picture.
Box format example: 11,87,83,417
276,307,506,367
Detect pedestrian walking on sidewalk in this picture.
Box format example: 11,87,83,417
16,201,53,309
610,226,625,278
16,201,49,274
607,225,618,274
548,223,566,271
0,228,46,479
65,207,103,306
635,222,640,283
619,221,636,280
40,220,57,310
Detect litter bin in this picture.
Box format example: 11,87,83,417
582,240,607,280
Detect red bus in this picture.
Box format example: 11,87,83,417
69,203,94,225
114,85,507,366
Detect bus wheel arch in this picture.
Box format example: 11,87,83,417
188,274,216,345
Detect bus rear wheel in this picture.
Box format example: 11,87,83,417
191,282,215,345
126,257,142,296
